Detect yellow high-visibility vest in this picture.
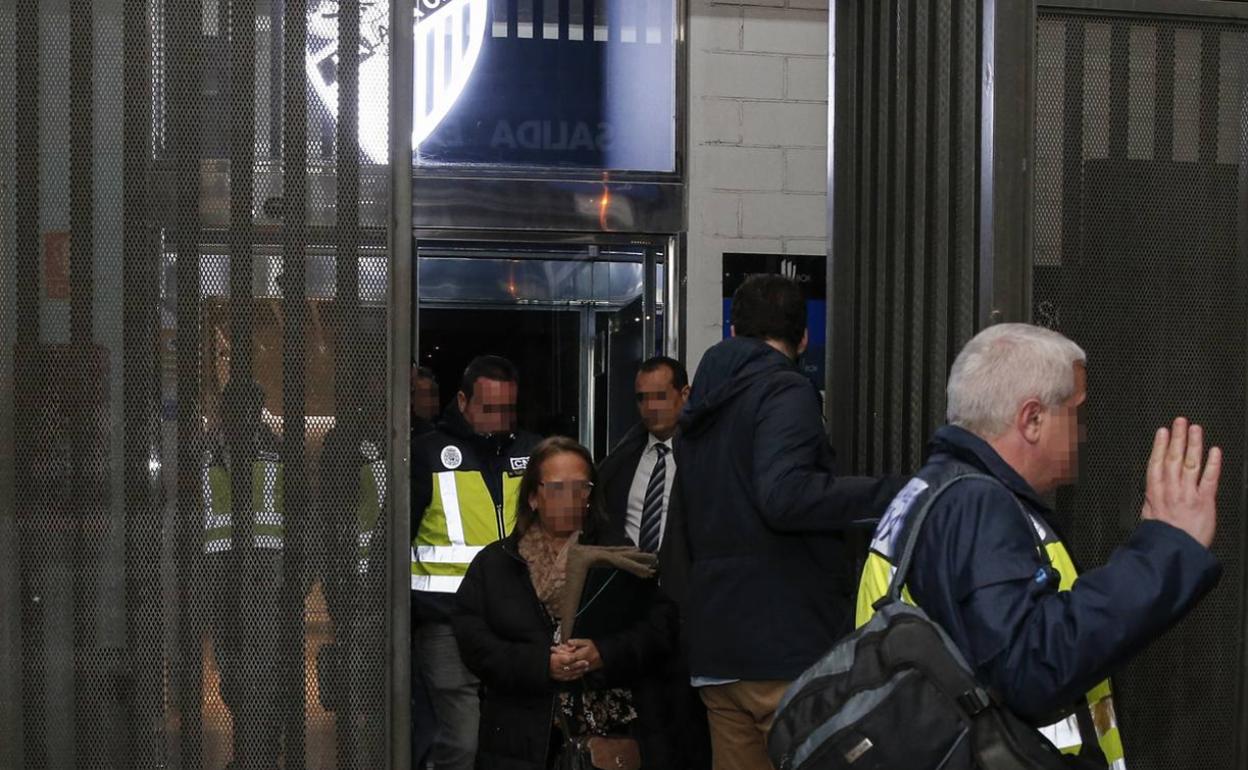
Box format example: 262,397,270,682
202,453,285,554
856,475,1126,770
355,440,386,575
410,470,522,593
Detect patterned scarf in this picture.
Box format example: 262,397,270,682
517,524,577,635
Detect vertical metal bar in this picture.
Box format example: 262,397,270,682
122,0,165,763
389,0,415,767
70,0,105,765
950,0,977,347
1059,16,1084,341
227,3,259,766
887,0,907,474
925,0,951,448
582,0,594,42
14,0,40,767
230,0,256,384
1108,21,1129,160
827,0,858,465
508,0,519,39
558,0,570,40
870,0,889,473
979,0,1034,329
534,0,545,40
1235,24,1248,770
675,232,688,363
665,235,680,358
171,0,207,763
280,2,309,767
642,246,657,358
270,0,284,159
906,0,929,469
1199,27,1220,165
70,0,94,349
1155,26,1175,163
579,308,594,451
332,0,363,762
853,0,872,473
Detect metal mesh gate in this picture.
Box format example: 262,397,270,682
1032,10,1247,770
0,1,396,769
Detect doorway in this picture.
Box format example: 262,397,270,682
414,238,673,457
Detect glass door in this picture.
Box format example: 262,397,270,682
413,239,670,452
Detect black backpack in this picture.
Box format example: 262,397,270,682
766,474,1074,770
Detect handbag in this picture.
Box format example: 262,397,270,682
554,734,641,770
555,703,642,770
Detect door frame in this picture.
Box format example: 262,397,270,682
411,233,682,450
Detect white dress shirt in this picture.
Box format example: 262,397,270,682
624,433,676,548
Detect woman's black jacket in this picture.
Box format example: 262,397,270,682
452,528,678,770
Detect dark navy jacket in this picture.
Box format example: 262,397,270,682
907,425,1222,722
675,336,901,680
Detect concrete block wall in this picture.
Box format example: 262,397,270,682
685,0,829,374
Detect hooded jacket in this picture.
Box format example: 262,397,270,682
675,336,900,680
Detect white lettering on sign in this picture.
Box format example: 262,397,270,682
490,121,613,152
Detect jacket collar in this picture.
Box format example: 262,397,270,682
926,425,1053,514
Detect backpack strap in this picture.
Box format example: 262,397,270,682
884,473,1053,605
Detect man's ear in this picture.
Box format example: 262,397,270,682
679,385,691,400
1019,399,1045,444
729,324,737,338
797,329,809,356
456,391,469,412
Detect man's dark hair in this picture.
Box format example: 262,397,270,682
731,274,806,351
638,356,688,390
412,364,436,381
460,355,518,398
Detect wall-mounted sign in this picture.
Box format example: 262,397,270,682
306,0,676,171
722,253,827,389
307,0,490,163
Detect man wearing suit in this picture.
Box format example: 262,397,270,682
598,355,710,770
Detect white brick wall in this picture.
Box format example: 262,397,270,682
686,0,828,373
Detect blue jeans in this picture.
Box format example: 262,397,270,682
414,621,480,770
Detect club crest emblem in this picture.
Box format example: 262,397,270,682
306,0,489,163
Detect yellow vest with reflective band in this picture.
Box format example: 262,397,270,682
411,470,521,593
856,475,1126,770
356,443,386,575
202,455,285,553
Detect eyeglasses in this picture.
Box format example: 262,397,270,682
539,480,595,496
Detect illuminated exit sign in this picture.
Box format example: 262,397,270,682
306,0,488,163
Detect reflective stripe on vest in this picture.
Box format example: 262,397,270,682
411,469,522,592
357,457,385,574
855,475,1126,769
410,574,468,593
202,458,285,553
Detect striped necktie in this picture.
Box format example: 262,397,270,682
638,443,669,553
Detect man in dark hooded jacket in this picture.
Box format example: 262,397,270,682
675,274,901,770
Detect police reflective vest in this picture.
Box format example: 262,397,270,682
855,469,1127,770
411,444,527,595
202,450,285,554
356,440,386,575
